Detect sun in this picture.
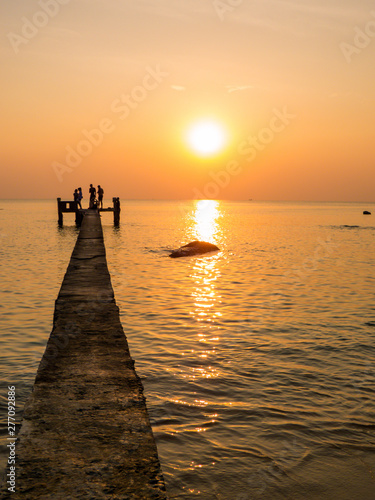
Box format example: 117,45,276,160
186,120,228,157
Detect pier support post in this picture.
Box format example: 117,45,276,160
57,197,63,226
113,197,121,226
75,208,83,227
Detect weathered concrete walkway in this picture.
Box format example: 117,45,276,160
1,211,167,499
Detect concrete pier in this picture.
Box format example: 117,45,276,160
1,211,167,499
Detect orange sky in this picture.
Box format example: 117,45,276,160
1,0,375,201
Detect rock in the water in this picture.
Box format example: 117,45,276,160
363,210,371,215
169,241,220,258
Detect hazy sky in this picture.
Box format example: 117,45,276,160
1,0,374,201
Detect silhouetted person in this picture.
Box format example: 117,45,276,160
89,184,96,208
77,187,83,209
97,185,104,209
73,189,79,205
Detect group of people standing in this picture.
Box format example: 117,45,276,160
73,184,104,209
73,187,83,209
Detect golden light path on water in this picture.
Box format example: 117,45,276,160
169,200,233,474
192,199,220,242
186,201,223,410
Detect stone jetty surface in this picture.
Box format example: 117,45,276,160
1,211,167,499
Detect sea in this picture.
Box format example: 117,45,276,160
0,200,374,500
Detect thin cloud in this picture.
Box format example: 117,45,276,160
225,85,253,93
171,85,186,91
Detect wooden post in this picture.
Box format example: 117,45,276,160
70,200,82,226
113,197,121,226
75,206,83,227
57,197,63,226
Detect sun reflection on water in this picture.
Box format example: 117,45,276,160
190,259,221,324
192,199,220,242
185,200,224,382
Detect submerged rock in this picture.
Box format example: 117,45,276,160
169,240,220,258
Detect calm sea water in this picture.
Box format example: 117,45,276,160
1,200,375,499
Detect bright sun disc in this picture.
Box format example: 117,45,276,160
186,120,227,156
